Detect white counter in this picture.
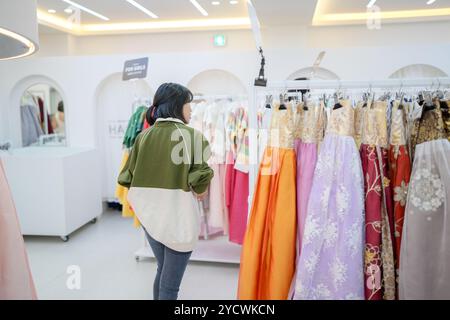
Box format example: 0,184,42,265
1,147,103,240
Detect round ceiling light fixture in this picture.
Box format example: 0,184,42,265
0,0,39,60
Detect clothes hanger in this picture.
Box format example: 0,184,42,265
332,82,343,110
265,95,273,109
279,93,287,110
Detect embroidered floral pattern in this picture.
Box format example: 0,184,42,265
311,284,332,300
336,185,350,219
303,214,321,245
330,257,348,290
315,153,332,178
304,252,320,274
323,221,338,248
346,222,362,257
393,180,408,207
320,186,331,213
410,167,445,212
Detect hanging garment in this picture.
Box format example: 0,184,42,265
224,106,237,241
224,105,250,244
21,105,44,147
290,101,325,299
388,101,411,289
294,101,325,258
201,102,229,235
258,107,272,162
354,101,367,150
399,104,450,300
0,160,37,300
115,150,140,227
227,166,249,245
37,97,54,134
230,107,250,243
122,106,148,149
440,100,450,141
207,163,229,234
293,101,365,300
238,104,297,300
360,101,396,300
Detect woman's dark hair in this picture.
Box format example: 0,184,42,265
146,83,193,125
57,101,64,113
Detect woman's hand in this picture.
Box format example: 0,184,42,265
195,190,208,201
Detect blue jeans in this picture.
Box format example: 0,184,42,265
144,229,192,300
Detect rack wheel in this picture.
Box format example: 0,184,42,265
90,217,98,224
135,256,140,262
61,236,69,242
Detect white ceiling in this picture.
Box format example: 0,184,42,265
36,0,450,35
37,0,249,24
325,0,450,14
250,0,317,26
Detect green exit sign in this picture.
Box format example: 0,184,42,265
213,34,227,47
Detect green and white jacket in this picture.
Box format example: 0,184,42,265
118,118,214,252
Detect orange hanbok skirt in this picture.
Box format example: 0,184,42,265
238,147,297,300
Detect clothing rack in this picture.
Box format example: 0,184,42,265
247,77,450,211
256,78,450,91
193,94,248,102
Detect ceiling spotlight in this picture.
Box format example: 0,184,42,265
48,9,57,14
367,0,377,8
212,1,221,5
230,0,239,4
190,0,209,16
126,0,158,19
61,0,110,21
64,8,73,13
427,0,437,4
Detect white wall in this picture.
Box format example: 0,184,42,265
0,51,258,147
2,20,450,146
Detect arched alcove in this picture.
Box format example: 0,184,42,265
94,73,153,201
389,64,448,79
187,69,247,96
287,67,340,81
9,75,67,148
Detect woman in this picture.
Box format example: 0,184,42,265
118,83,214,300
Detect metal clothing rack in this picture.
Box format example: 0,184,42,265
193,94,248,102
247,77,450,211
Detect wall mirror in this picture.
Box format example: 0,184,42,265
20,84,66,147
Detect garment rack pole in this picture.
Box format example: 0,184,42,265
257,78,450,91
193,94,248,100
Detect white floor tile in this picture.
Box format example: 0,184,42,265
24,210,240,300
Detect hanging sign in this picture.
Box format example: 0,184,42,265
122,57,149,81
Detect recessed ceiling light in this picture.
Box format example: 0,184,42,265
190,0,209,16
61,0,110,21
230,0,238,4
427,0,437,4
126,0,158,19
64,8,73,14
212,1,220,5
48,9,57,14
0,27,37,60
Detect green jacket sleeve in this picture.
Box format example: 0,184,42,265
188,131,214,194
117,133,142,189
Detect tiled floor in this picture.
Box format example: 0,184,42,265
24,210,240,300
